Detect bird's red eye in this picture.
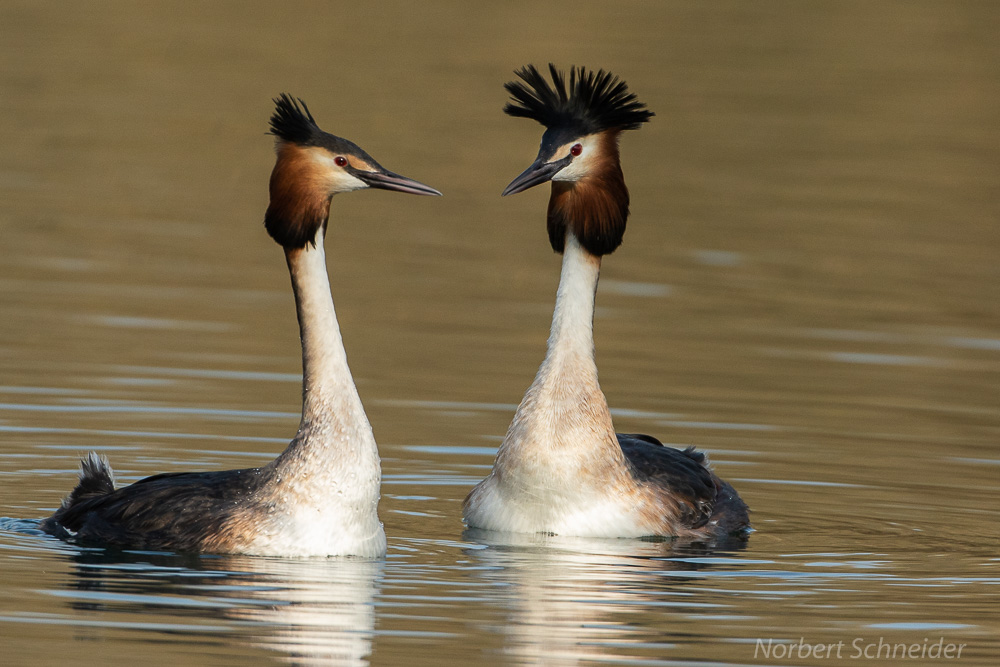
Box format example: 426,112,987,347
570,143,583,157
335,156,348,167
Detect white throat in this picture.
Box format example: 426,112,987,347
497,231,619,470
544,232,602,375
287,229,368,425
261,226,384,557
463,232,641,536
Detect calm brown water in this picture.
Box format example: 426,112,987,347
2,2,998,665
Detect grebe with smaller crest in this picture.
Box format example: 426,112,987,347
463,65,750,540
42,94,441,557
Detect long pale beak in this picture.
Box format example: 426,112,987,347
501,156,572,196
354,168,442,196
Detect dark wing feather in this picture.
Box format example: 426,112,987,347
617,433,718,529
44,467,269,552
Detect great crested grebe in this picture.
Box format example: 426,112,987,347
41,95,441,557
463,65,749,540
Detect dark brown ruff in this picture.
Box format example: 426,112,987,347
547,131,630,256
265,144,332,249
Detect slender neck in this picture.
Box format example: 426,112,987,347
496,229,620,470
542,232,602,375
284,227,367,426
269,222,382,543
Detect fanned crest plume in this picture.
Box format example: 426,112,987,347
504,64,653,134
269,94,322,145
268,93,368,156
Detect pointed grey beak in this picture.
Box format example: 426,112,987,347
501,155,572,196
354,168,442,196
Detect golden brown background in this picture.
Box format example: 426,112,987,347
1,1,998,665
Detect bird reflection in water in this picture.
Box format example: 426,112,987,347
464,529,748,665
62,549,382,667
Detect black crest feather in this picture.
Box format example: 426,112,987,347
269,94,322,145
504,64,653,134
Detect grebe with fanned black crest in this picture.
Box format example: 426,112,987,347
463,65,749,540
41,95,441,557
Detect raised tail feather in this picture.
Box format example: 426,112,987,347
41,452,116,536
57,452,116,510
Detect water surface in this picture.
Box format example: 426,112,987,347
1,2,998,665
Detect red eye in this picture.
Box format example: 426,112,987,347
335,156,348,167
570,143,583,156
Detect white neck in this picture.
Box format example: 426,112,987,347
543,233,602,376
272,226,379,497
500,233,618,457
464,232,637,535
255,225,384,557
287,228,367,424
